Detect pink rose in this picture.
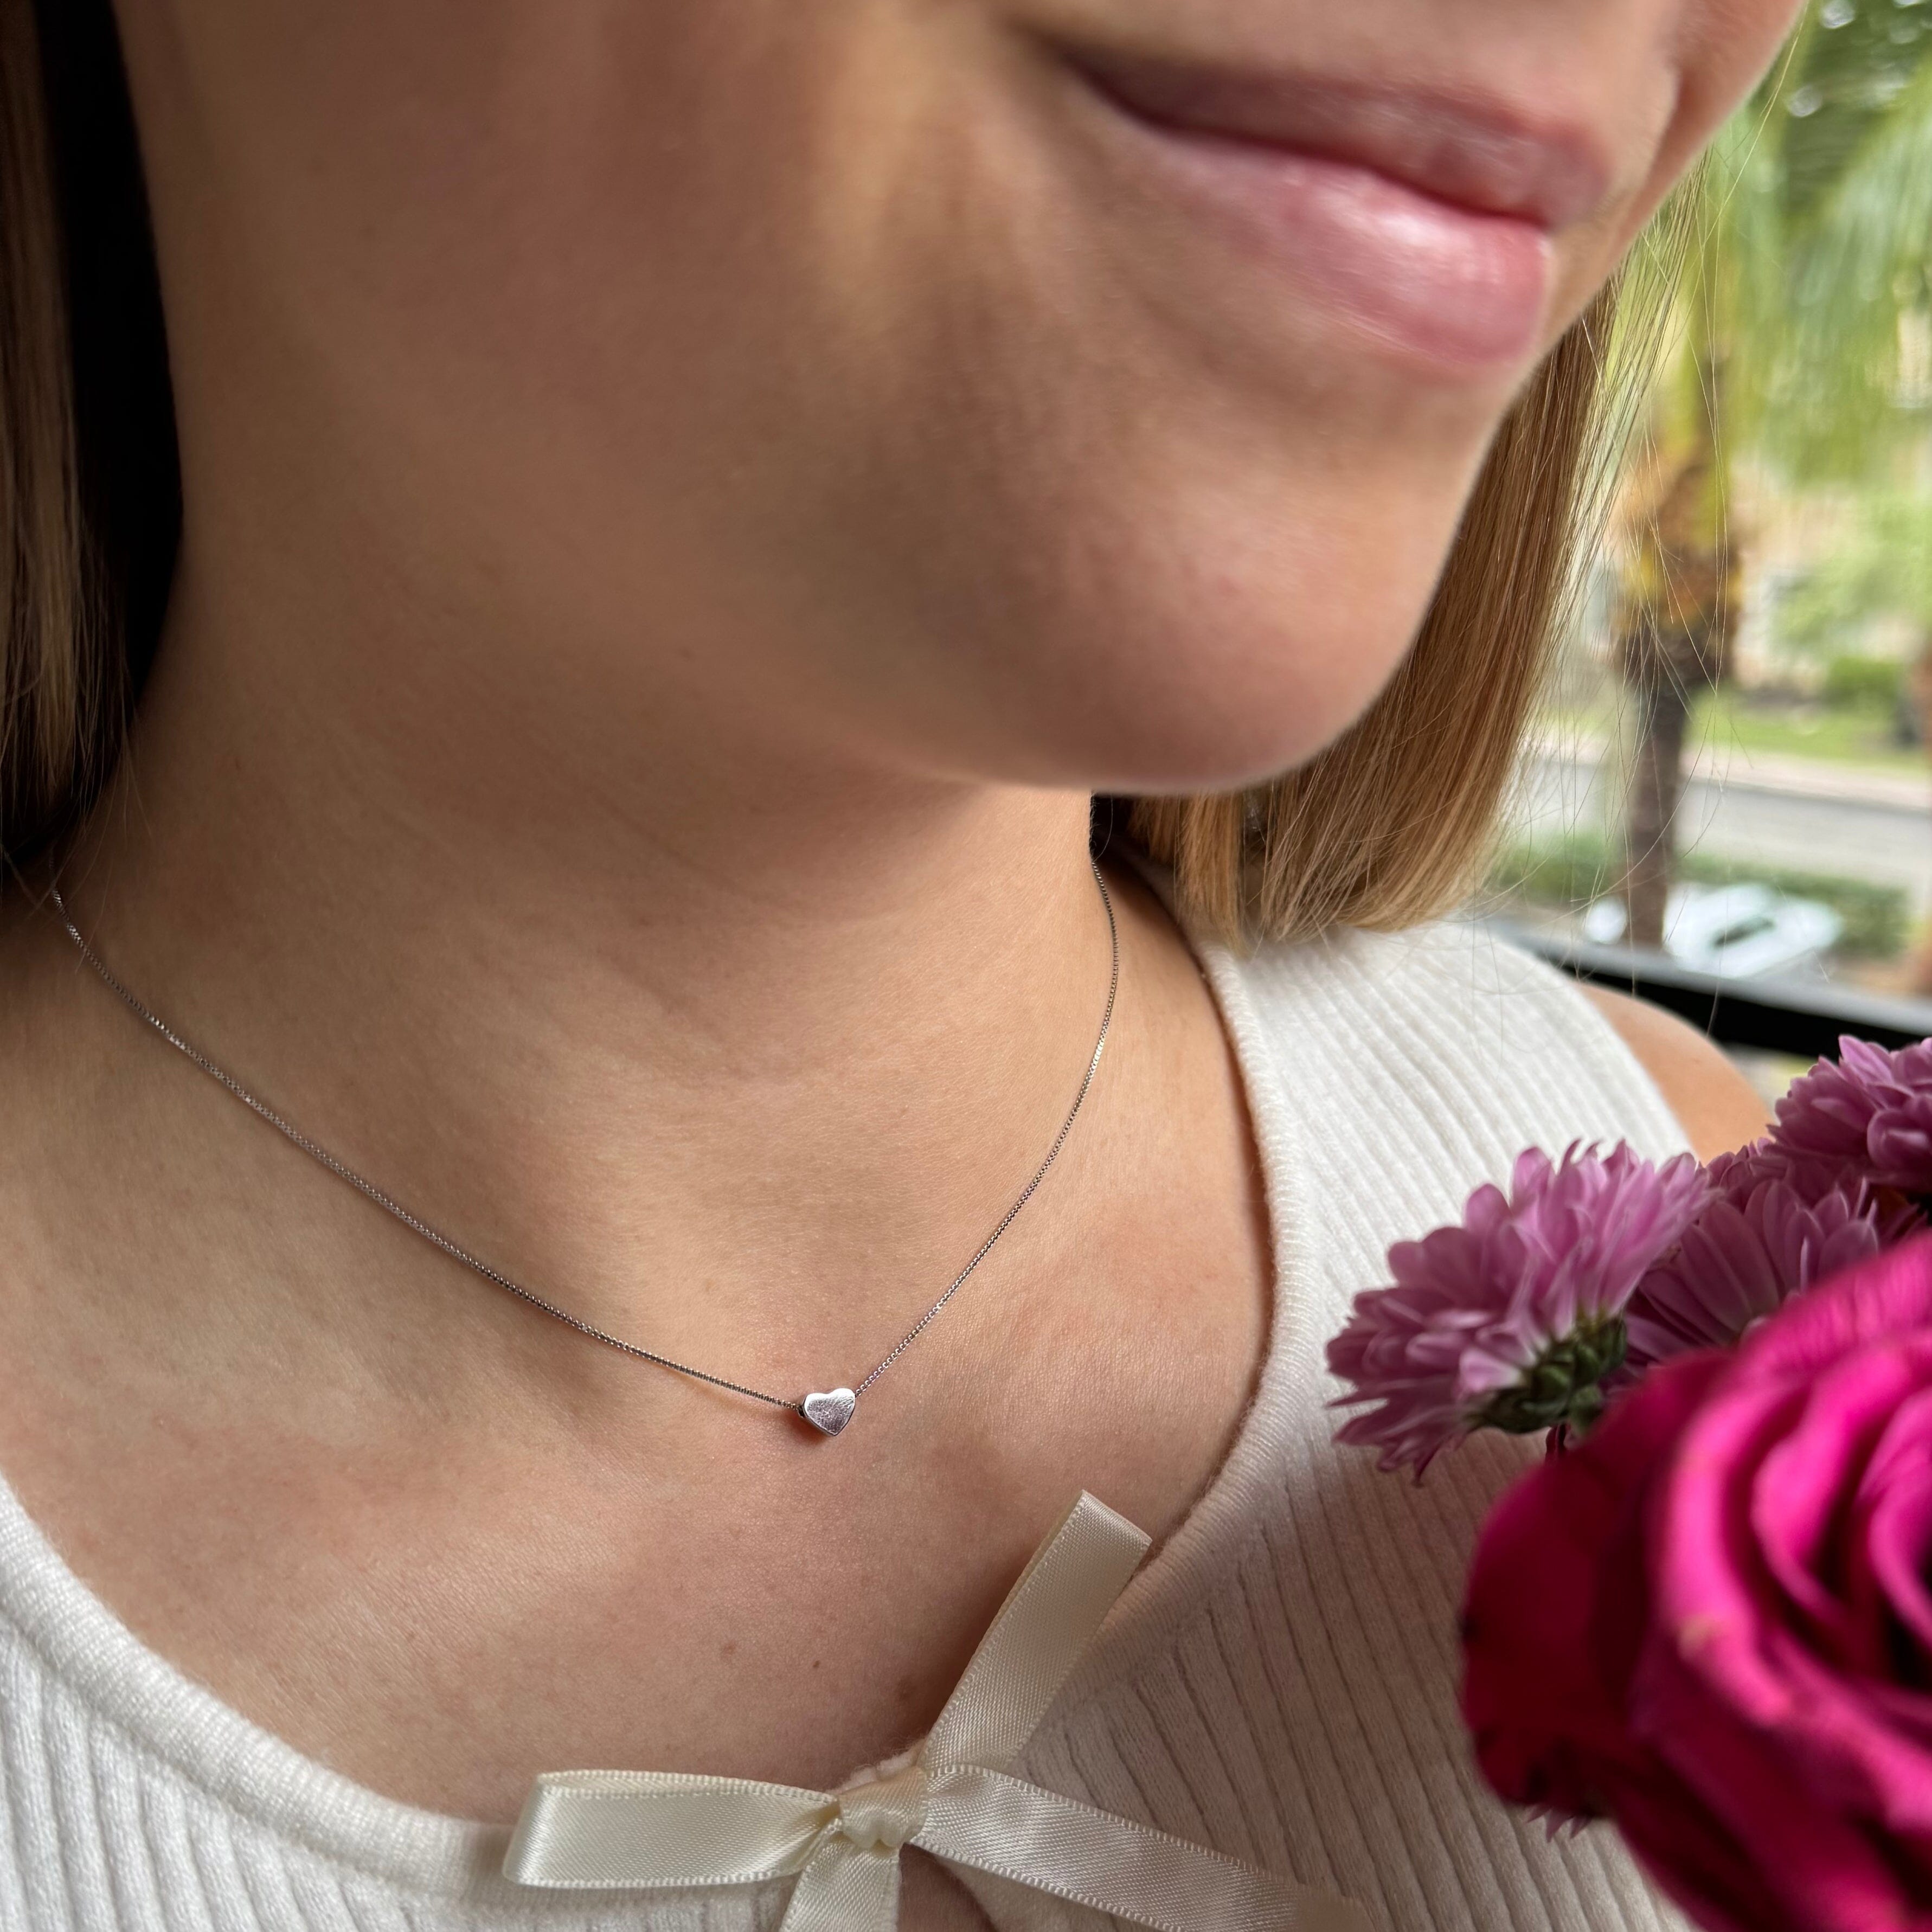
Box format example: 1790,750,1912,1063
1462,1234,1932,1932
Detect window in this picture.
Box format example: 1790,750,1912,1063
1486,0,1932,1098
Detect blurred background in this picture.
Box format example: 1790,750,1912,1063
1484,0,1932,1103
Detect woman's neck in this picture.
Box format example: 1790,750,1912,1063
0,532,1273,1825
40,547,1122,1426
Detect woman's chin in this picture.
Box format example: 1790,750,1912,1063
977,566,1442,796
951,659,1414,798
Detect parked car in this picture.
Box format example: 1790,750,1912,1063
1582,881,1845,980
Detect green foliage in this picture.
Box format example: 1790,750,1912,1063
1490,831,1910,958
1822,652,1907,707
1760,2,1932,474
1632,0,1932,483
1779,0,1932,225
1773,563,1875,658
1490,835,1625,909
1769,490,1932,662
1694,682,1926,765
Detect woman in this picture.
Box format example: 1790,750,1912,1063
0,1,1794,1928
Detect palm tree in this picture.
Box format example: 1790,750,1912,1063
1611,0,1932,948
1613,341,1737,948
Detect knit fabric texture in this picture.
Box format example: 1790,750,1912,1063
0,919,1694,1931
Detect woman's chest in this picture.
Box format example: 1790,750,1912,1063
0,1203,1269,1822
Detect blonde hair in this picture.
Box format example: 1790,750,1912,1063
1129,283,1622,942
1,3,1624,942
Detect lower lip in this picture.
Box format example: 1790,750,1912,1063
1091,113,1555,371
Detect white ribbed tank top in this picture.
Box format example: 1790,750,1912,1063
0,916,1694,1932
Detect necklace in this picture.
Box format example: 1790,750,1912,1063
48,862,1119,1439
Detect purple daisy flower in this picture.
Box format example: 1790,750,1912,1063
1769,1036,1932,1204
1327,1143,1710,1477
1622,1172,1886,1371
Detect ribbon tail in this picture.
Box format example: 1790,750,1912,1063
918,1766,1377,1932
921,1492,1151,1775
777,1835,901,1932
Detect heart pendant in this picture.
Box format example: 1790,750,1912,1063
801,1388,857,1437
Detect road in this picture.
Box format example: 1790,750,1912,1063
1510,747,1932,916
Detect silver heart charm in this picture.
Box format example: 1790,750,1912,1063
801,1388,857,1437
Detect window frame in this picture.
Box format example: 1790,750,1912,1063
1493,920,1931,1056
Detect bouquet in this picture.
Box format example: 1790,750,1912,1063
1326,1036,1932,1932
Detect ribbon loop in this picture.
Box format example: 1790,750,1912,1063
507,1493,1375,1932
507,1770,832,1889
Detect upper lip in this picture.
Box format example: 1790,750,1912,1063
1049,39,1612,232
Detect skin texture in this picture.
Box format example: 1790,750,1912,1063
1586,989,1773,1160
0,1,1793,1925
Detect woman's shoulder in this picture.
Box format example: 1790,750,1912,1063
1577,983,1770,1160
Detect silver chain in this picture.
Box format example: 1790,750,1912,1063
47,862,1119,1427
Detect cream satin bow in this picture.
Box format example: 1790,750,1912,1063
506,1492,1372,1931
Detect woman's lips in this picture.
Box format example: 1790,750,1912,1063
1055,44,1610,370
1109,127,1557,366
